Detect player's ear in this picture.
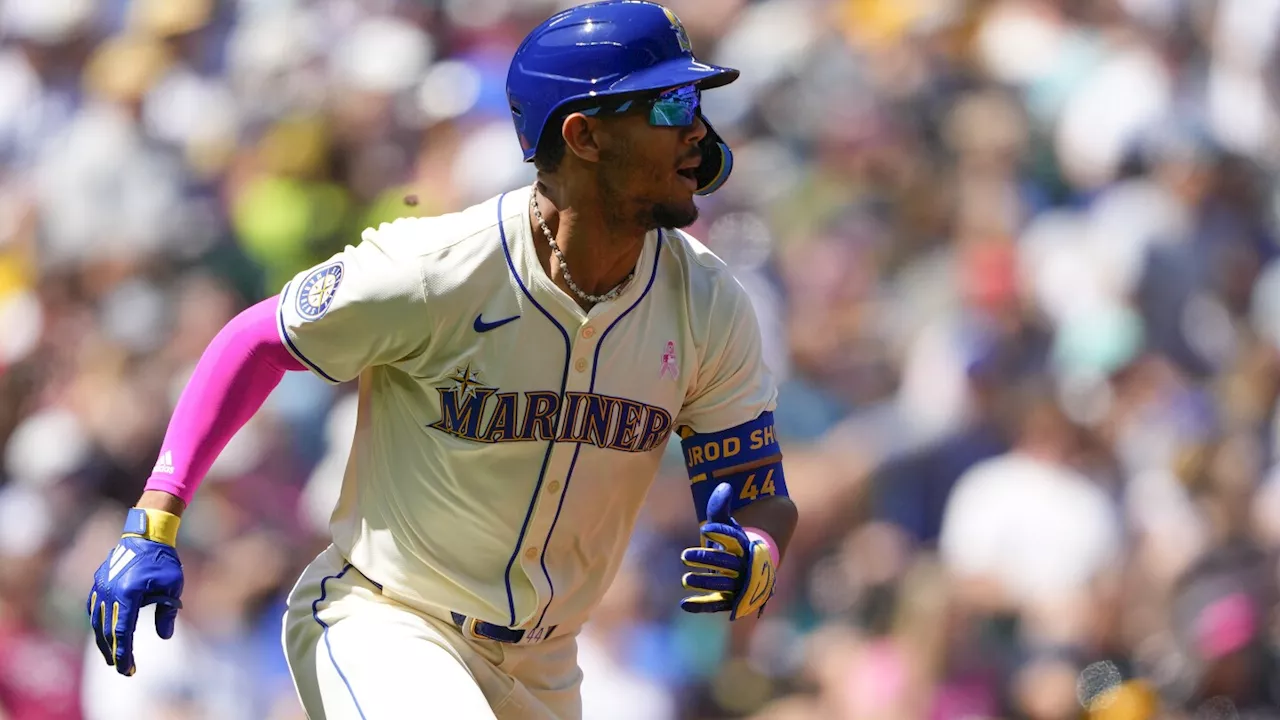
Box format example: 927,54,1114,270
561,113,602,164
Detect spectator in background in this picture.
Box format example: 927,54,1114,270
1162,542,1278,714
939,384,1123,719
0,488,81,720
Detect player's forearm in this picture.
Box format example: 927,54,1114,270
733,494,798,562
140,295,305,509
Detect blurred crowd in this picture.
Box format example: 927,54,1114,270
4,0,1280,718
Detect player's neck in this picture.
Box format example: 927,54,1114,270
531,182,647,309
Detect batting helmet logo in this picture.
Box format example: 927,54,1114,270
662,7,693,53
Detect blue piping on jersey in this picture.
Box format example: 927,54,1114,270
497,191,573,627
277,280,341,384
311,564,368,720
531,231,665,629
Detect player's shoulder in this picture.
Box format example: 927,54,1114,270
661,227,749,305
662,227,728,272
360,192,513,261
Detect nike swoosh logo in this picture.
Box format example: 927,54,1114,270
474,314,520,333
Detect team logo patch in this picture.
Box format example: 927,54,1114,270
663,7,693,53
297,262,344,320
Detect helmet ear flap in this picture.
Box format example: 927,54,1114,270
693,113,733,196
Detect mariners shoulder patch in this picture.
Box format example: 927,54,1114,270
297,262,344,320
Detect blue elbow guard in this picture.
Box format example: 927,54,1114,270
680,412,788,521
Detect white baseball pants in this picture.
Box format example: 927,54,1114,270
282,545,583,720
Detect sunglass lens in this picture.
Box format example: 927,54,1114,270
648,85,699,127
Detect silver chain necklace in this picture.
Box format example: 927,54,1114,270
530,187,633,305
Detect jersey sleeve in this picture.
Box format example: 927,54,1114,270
277,221,429,383
676,274,778,434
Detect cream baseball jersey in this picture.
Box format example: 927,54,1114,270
276,185,776,631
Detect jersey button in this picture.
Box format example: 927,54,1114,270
574,358,588,372
582,326,596,339
524,547,539,560
547,481,561,494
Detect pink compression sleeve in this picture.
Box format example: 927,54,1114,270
144,295,305,504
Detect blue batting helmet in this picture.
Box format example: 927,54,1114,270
507,0,739,195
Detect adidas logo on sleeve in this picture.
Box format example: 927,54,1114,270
153,450,175,475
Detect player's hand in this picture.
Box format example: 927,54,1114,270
87,508,184,676
680,482,776,620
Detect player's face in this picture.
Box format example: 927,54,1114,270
593,102,708,231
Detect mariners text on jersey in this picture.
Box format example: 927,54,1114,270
429,380,674,452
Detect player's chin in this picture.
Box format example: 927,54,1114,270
651,197,699,229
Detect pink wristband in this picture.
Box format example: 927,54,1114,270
744,527,781,568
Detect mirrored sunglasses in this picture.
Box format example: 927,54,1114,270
582,84,701,127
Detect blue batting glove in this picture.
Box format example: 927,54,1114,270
680,482,776,620
87,507,184,676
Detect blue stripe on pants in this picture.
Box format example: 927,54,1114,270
311,563,368,719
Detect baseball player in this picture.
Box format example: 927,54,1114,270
86,2,798,718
